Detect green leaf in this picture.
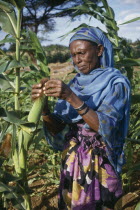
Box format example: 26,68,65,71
0,48,7,56
0,74,15,91
127,163,140,176
0,108,25,125
0,59,29,73
0,0,14,12
59,23,90,40
0,122,9,143
28,30,50,75
33,129,44,145
0,55,11,65
0,60,11,73
8,0,26,10
0,1,17,36
22,130,33,150
119,17,140,25
0,182,25,210
135,201,140,210
12,124,17,154
18,129,23,153
20,122,36,135
131,95,140,104
116,58,140,67
0,35,16,45
0,169,21,183
28,30,47,63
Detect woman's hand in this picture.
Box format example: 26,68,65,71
31,78,49,101
43,79,73,100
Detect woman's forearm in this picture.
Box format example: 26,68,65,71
42,115,65,135
66,92,99,132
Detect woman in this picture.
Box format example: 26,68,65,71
32,26,130,210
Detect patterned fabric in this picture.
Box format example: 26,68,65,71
58,123,123,210
69,26,114,68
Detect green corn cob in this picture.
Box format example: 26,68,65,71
28,95,46,123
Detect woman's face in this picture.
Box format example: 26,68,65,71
70,40,103,74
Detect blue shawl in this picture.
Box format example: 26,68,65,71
44,27,131,175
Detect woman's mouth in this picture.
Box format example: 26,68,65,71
78,66,86,70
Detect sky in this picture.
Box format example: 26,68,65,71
0,0,140,47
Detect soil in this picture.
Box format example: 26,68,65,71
30,184,58,210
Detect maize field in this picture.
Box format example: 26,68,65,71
0,0,140,209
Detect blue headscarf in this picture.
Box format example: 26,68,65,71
69,26,114,68
44,26,131,174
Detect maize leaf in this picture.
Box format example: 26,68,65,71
19,147,26,173
12,148,21,175
135,202,140,210
22,130,33,151
28,96,46,123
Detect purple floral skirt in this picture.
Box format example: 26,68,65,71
58,123,123,210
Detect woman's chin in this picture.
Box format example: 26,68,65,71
79,68,92,75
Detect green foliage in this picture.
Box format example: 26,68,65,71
47,51,70,63
119,17,140,25
8,0,26,10
132,39,140,59
0,0,140,208
44,44,70,63
0,0,17,36
0,0,51,209
135,201,140,210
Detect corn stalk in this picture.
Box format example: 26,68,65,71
15,8,21,111
0,0,50,209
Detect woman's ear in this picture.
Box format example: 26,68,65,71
97,44,104,56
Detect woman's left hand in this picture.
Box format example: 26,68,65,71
43,79,73,100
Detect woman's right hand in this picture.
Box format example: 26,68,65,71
31,78,49,101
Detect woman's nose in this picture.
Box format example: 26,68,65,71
75,55,82,64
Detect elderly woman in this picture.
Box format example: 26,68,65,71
32,26,130,210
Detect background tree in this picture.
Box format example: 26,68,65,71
3,0,100,36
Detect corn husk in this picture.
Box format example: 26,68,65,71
28,95,46,123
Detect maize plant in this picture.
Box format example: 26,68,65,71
0,0,49,209
0,0,140,209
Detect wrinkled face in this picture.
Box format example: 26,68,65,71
70,40,103,74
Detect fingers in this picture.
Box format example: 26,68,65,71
40,77,50,85
43,79,62,96
32,79,69,99
43,80,62,91
31,83,43,100
43,87,62,97
32,83,42,89
44,79,61,88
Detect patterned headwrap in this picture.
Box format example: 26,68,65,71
69,26,114,68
